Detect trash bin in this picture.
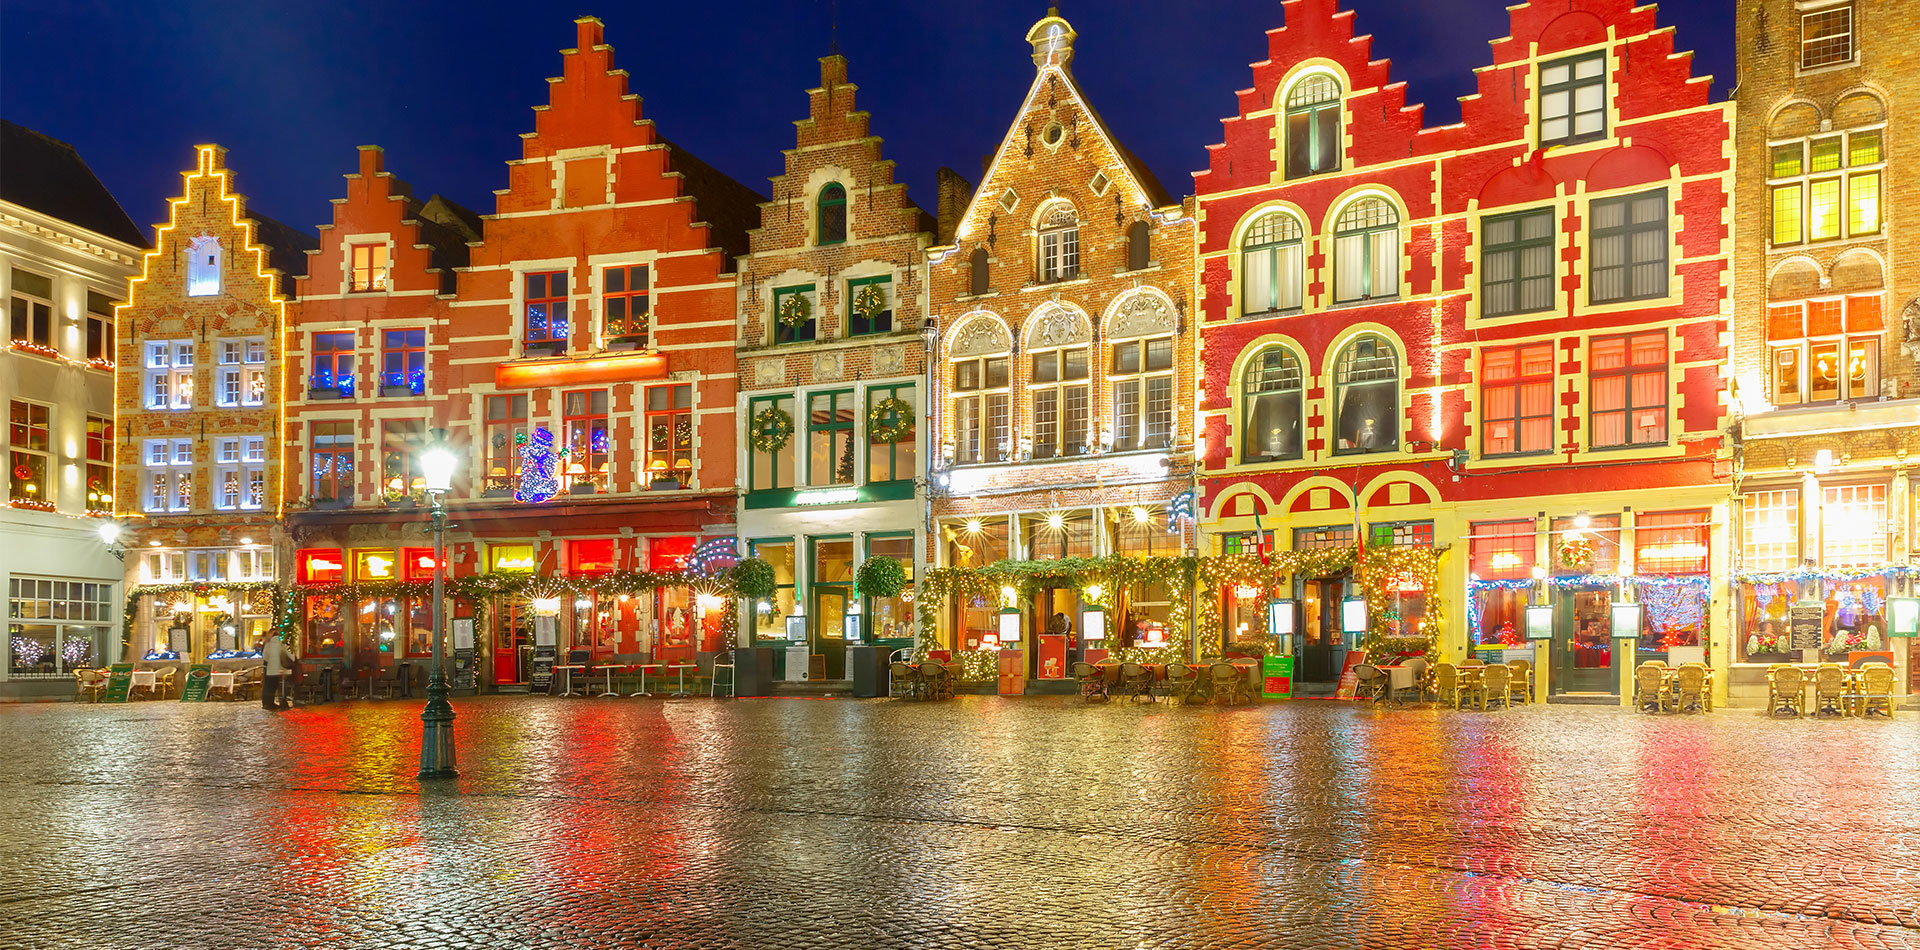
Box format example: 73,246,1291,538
847,645,891,698
733,647,775,698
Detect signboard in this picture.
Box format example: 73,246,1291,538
104,663,134,703
1524,604,1553,640
451,650,476,691
179,664,214,702
1035,635,1066,679
1333,649,1369,699
452,618,475,651
1261,654,1295,699
784,615,807,642
1789,604,1825,651
167,626,190,655
997,648,1025,696
530,644,556,690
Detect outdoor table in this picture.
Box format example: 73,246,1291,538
552,664,586,697
633,663,665,697
130,669,157,697
597,663,633,698
667,663,698,698
1380,664,1417,698
209,671,237,699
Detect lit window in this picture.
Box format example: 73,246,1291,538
1538,51,1606,147
84,291,116,366
310,332,355,398
1110,336,1173,453
8,269,54,350
952,355,1010,465
1589,331,1667,448
601,264,650,346
1239,212,1304,316
748,394,795,492
1821,482,1885,567
1241,346,1303,463
381,329,426,395
7,400,52,507
866,385,916,484
524,271,569,350
1037,204,1080,283
1282,74,1341,179
645,384,693,487
350,243,388,292
186,235,221,297
806,390,856,486
1765,296,1881,405
144,340,194,410
1741,490,1799,573
213,436,267,511
1332,335,1399,455
1332,198,1399,303
142,438,194,512
482,395,528,495
562,390,609,493
381,420,425,502
84,415,112,513
310,421,354,505
1480,343,1555,456
1029,343,1090,460
1768,130,1879,247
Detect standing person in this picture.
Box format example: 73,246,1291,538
262,635,295,710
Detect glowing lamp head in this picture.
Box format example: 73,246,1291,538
1572,512,1591,529
1130,506,1150,524
1531,565,1547,580
1045,512,1065,531
97,521,121,546
964,519,983,535
421,443,458,495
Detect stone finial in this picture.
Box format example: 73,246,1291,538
1027,11,1075,68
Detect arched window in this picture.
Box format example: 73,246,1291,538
1107,294,1176,452
1333,334,1398,455
187,235,221,297
817,183,847,245
949,319,1012,464
1333,198,1399,303
1242,347,1303,462
1126,220,1150,271
1240,211,1304,316
1026,305,1091,458
1284,74,1342,179
1037,203,1079,283
969,246,990,296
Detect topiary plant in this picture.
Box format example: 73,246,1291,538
730,556,777,602
855,555,908,600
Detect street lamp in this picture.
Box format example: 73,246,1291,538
418,430,458,780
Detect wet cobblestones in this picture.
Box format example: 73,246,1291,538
1,696,1916,949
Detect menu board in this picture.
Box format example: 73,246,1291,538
179,664,213,702
104,663,135,703
451,649,476,691
1262,655,1295,699
1334,650,1369,699
1789,604,1825,651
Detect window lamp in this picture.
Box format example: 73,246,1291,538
1332,334,1399,455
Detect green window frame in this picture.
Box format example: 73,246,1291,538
863,532,916,642
1587,189,1668,305
865,384,916,484
846,275,893,336
747,537,796,641
773,284,815,345
817,183,847,246
1480,208,1556,317
1283,74,1341,180
806,389,856,486
747,394,795,493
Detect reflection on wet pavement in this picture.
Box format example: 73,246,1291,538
2,696,1916,949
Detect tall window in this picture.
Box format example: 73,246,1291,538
1538,51,1606,147
8,401,51,506
214,436,265,510
1801,5,1855,69
645,383,692,486
1822,482,1885,567
215,337,266,407
1110,336,1173,452
1589,331,1667,448
952,355,1010,465
310,332,355,398
1037,204,1080,283
846,276,893,336
1480,343,1555,456
1741,490,1799,573
1283,74,1341,179
350,243,388,292
773,285,816,345
1588,189,1668,304
1332,334,1398,455
84,415,112,514
1242,347,1303,463
602,264,650,345
524,271,569,350
8,269,53,349
381,329,426,395
143,438,194,512
1482,208,1555,317
817,183,847,246
381,420,425,501
310,421,354,504
186,235,220,297
483,395,528,494
866,385,916,483
1332,198,1399,303
562,390,609,492
748,394,795,492
806,390,856,486
1769,130,1882,246
85,291,115,365
1240,212,1304,316
144,340,194,409
1029,344,1089,459
968,247,990,297
1768,296,1881,405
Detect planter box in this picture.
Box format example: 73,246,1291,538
522,343,567,358
481,488,514,499
649,479,682,492
379,384,419,398
570,483,598,496
384,498,417,509
311,498,349,511
605,338,646,352
307,388,346,401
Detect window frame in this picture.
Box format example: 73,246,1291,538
483,394,528,495
1239,212,1305,317
644,383,693,487
561,389,610,493
349,243,388,293
747,393,796,493
523,270,570,349
1027,343,1091,460
144,340,194,410
84,414,112,513
601,263,650,346
950,355,1011,465
310,331,356,398
817,183,847,246
1241,346,1304,464
845,275,894,337
1587,188,1669,305
1478,342,1557,458
1331,198,1400,304
1331,334,1400,456
1037,205,1080,284
8,270,54,350
1800,4,1855,70
1537,50,1608,148
7,399,53,507
1587,330,1669,449
1282,74,1342,180
865,384,916,484
380,328,427,395
309,420,355,504
772,284,817,345
1109,336,1174,453
142,437,195,513
1480,207,1557,317
805,388,857,487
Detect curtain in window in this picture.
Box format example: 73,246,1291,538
1368,228,1398,299
1245,348,1303,461
1334,232,1366,302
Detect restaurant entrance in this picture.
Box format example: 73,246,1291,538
493,595,532,686
812,585,850,680
1298,576,1347,683
1552,586,1617,695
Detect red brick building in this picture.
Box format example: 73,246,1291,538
283,18,761,689
1193,0,1732,700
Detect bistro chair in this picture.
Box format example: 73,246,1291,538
1478,665,1512,711
1070,661,1107,702
1351,664,1389,703
1157,664,1200,704
1672,665,1709,714
1116,663,1154,702
920,661,953,701
1207,662,1248,705
1505,659,1533,705
291,666,329,704
709,651,736,699
151,666,178,700
73,668,109,703
1678,662,1713,712
891,661,922,700
1432,663,1461,709
1633,663,1672,714
373,665,405,698
1393,657,1430,704
1813,664,1847,718
1767,666,1806,718
1855,664,1896,719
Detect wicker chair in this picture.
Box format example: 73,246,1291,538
1767,666,1806,718
1157,664,1200,704
1352,664,1389,703
73,668,110,702
1813,664,1847,718
890,661,921,700
1505,659,1533,705
1633,663,1672,713
1856,665,1896,719
1071,661,1108,702
151,667,178,700
1478,665,1511,711
1672,664,1709,713
1433,663,1461,709
1117,662,1154,702
1208,662,1248,705
920,661,952,701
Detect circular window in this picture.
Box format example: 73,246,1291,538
1043,122,1064,146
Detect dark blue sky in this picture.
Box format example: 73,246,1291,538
2,0,1732,238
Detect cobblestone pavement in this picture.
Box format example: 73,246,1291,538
1,695,1916,950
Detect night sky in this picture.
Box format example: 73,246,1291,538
2,0,1733,239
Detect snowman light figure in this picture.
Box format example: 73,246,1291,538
514,426,569,504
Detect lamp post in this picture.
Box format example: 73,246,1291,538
418,431,458,780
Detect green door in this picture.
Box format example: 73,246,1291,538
1552,587,1618,695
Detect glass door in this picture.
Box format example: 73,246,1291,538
1553,587,1617,694
493,595,530,685
1298,577,1345,682
812,586,848,679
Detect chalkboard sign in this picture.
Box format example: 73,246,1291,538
1789,604,1825,651
530,644,556,690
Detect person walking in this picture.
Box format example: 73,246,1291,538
262,635,295,710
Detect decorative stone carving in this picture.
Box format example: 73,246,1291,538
1106,291,1175,340
1027,303,1091,348
949,316,1011,358
1900,298,1920,363
754,359,785,387
814,351,843,381
872,346,905,377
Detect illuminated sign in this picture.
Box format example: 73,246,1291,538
353,549,396,581
569,538,618,574
490,544,537,572
795,487,859,506
402,547,440,581
1385,572,1424,593
1341,597,1368,634
296,549,344,585
1489,552,1522,571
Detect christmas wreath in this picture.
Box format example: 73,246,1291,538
852,284,887,321
777,293,812,329
1558,535,1595,569
749,406,795,453
867,397,913,444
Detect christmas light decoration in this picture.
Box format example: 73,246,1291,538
513,427,566,504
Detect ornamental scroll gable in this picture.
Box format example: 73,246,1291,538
1026,302,1091,349
1106,290,1175,340
949,315,1012,358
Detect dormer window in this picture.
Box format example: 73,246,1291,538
1283,74,1341,179
350,244,388,292
817,183,847,246
1037,204,1079,283
1538,51,1606,147
187,235,221,297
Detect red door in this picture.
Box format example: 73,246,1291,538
494,596,529,685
